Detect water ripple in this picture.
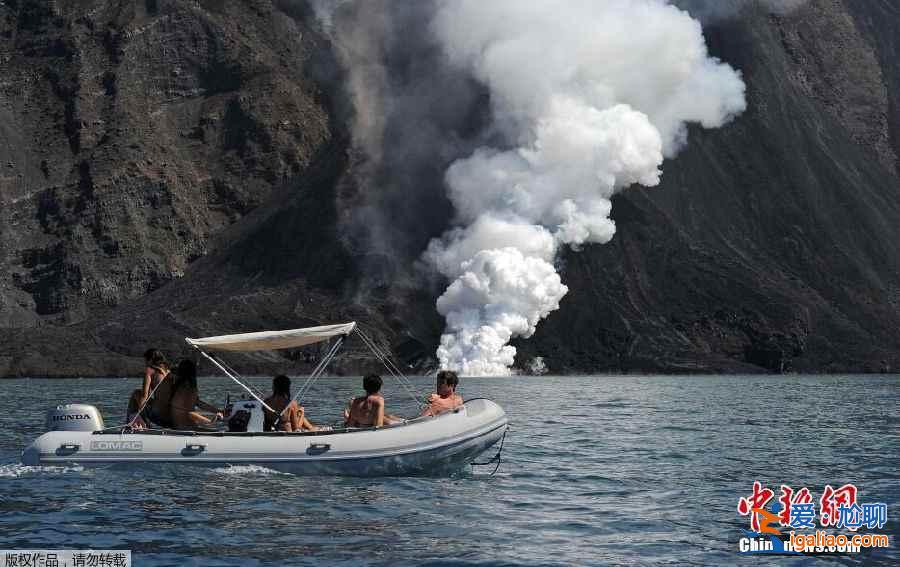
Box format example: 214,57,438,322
0,374,896,566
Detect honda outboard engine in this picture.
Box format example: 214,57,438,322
46,404,104,432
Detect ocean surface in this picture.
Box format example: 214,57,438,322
0,374,896,566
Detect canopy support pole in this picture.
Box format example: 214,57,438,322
279,335,345,420
354,327,424,410
195,349,276,414
212,355,268,401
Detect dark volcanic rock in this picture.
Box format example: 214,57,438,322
518,1,900,374
0,0,347,375
0,0,898,376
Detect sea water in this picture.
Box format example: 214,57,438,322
0,375,896,566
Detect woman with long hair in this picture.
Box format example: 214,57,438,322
169,360,223,430
263,375,318,432
125,349,170,427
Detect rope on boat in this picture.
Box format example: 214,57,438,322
198,350,277,414
355,327,406,377
283,335,345,419
125,370,172,429
471,427,508,476
212,355,268,401
170,323,426,431
354,327,425,410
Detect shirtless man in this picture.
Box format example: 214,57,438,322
420,370,463,417
343,374,386,428
263,375,318,432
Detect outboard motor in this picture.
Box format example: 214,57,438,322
226,399,265,432
45,404,104,432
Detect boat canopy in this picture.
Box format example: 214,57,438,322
185,322,357,352
174,321,422,427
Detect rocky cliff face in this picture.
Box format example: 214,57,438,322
0,0,897,376
521,0,900,373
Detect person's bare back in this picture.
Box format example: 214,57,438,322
263,375,318,432
343,374,386,427
170,387,203,429
345,394,384,427
169,360,222,430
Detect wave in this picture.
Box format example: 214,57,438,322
0,463,85,478
211,464,291,476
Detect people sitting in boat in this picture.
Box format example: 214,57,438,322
146,361,175,427
141,349,167,398
169,360,224,430
127,360,172,427
126,349,170,428
344,373,386,427
263,374,318,432
420,370,464,417
125,396,148,429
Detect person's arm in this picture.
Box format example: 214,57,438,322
420,393,438,417
139,367,153,407
343,398,354,425
300,414,317,431
187,411,212,426
373,397,385,427
127,389,142,414
289,402,304,432
196,399,222,416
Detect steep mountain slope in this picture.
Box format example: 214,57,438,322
520,1,900,373
0,0,363,375
0,0,897,376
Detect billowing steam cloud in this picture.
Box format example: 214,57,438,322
425,0,747,375
309,0,485,301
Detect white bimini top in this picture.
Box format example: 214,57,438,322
185,322,357,352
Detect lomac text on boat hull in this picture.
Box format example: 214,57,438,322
22,399,508,476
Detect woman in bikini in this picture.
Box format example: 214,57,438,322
263,375,318,432
126,349,170,427
169,360,223,430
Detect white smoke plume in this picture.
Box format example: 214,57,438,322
426,0,747,376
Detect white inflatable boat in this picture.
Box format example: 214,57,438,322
21,399,507,475
21,322,509,476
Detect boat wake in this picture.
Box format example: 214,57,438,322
0,463,85,478
211,464,292,476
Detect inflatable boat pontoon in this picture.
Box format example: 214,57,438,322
22,322,508,476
